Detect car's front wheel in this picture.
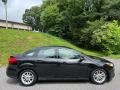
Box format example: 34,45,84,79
19,69,37,86
91,68,107,84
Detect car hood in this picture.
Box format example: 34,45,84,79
86,55,112,64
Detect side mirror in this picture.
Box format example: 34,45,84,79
79,56,84,62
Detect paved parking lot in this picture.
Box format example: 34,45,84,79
0,59,120,90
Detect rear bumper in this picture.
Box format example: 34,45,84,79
6,65,18,79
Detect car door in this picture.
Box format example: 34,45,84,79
35,47,59,78
56,48,89,79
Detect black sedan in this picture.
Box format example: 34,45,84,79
6,46,115,86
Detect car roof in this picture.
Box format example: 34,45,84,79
23,46,83,56
23,46,72,54
25,46,72,53
37,46,72,49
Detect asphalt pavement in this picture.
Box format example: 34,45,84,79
0,59,120,90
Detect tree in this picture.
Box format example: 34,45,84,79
23,6,42,31
40,4,60,33
22,0,120,54
2,0,8,29
105,1,120,21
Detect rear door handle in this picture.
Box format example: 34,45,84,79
62,62,67,64
36,60,42,62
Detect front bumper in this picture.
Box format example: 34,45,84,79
104,63,115,81
108,67,115,81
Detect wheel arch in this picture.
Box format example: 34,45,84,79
17,68,38,79
90,67,110,81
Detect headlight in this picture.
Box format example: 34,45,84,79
106,63,114,67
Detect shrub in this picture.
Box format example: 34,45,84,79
79,19,105,48
91,20,120,54
79,20,120,55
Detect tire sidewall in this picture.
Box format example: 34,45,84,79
91,68,107,84
19,69,37,86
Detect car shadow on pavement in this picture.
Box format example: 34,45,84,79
37,80,90,84
6,78,91,86
6,78,19,85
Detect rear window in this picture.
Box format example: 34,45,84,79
25,52,35,56
23,49,37,57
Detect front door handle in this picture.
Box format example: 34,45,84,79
56,62,61,66
57,62,67,65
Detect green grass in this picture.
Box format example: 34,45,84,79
107,55,120,59
0,28,119,65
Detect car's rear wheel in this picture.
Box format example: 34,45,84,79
19,69,37,86
91,68,107,84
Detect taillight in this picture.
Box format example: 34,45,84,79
8,56,17,64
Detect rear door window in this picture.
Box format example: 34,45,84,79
37,48,56,58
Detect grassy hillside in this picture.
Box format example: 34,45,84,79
0,29,106,65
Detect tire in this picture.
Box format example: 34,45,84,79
19,69,37,86
91,68,107,84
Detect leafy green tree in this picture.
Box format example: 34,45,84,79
22,0,120,54
40,4,60,32
105,1,120,21
23,6,42,31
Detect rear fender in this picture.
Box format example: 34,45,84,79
17,63,37,79
19,63,35,68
